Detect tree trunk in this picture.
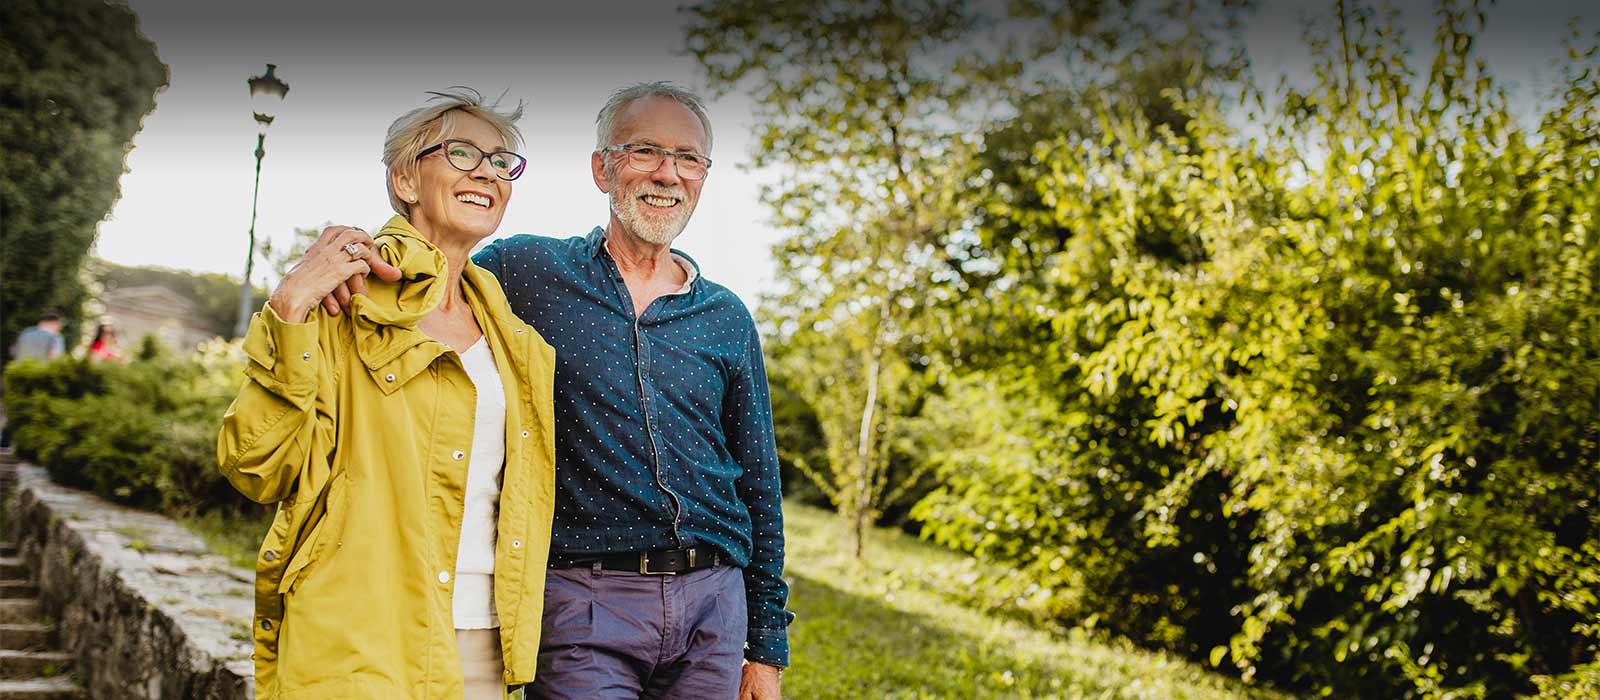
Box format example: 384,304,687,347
852,345,882,559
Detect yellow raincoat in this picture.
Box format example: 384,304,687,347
218,216,556,699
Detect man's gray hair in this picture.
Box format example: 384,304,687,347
594,82,713,153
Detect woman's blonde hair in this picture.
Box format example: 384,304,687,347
383,87,524,216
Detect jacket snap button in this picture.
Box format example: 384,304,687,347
385,373,396,383
261,619,273,631
438,571,451,584
515,329,525,334
302,352,311,360
453,450,465,460
512,540,522,548
520,430,529,438
263,550,277,562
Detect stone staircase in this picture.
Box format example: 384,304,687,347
0,452,83,700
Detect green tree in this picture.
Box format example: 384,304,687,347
691,0,1597,696
0,0,168,357
686,0,998,556
919,2,1598,697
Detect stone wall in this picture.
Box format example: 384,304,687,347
7,462,255,699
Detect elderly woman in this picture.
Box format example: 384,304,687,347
217,88,555,700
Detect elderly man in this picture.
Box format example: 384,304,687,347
485,82,791,700
329,82,791,700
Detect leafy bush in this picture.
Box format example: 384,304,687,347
4,339,254,515
913,7,1598,700
689,0,1596,695
768,374,834,509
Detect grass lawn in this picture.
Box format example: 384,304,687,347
780,502,1284,700
183,500,1285,699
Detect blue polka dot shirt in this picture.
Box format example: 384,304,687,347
474,228,794,667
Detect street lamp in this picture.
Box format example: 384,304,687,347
233,63,290,338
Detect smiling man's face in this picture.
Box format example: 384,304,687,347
596,96,708,247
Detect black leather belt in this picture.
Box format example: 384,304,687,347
550,546,722,575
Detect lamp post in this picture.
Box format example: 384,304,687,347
233,63,290,339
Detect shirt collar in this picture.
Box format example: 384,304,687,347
591,226,701,295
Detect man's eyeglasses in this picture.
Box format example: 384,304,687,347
417,139,526,181
601,144,712,181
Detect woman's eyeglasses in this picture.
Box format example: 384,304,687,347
417,139,526,181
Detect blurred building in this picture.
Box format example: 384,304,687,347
98,285,216,352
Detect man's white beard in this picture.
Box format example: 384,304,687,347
609,175,690,246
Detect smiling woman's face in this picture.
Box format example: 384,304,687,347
394,112,512,244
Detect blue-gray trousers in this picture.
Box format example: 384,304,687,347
527,565,747,700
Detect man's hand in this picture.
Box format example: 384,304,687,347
739,661,781,700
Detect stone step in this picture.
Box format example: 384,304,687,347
0,600,39,625
0,546,16,559
0,623,52,650
0,677,83,700
0,650,72,680
0,560,22,580
0,582,33,599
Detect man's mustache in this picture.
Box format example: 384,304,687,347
631,183,688,200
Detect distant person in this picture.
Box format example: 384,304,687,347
86,320,125,363
9,311,65,363
324,82,793,700
216,87,557,699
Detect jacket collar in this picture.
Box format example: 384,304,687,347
348,216,452,375
349,216,537,394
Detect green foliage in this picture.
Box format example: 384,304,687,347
3,341,257,516
92,259,268,340
0,0,167,358
921,4,1597,699
687,0,1006,556
694,0,1598,698
768,375,833,508
1528,661,1600,700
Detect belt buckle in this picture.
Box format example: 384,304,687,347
639,551,677,576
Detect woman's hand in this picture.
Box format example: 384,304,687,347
268,226,403,323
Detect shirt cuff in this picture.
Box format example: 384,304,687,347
744,627,790,668
241,302,321,404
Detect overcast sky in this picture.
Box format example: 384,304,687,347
95,0,1593,309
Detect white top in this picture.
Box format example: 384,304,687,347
453,338,505,629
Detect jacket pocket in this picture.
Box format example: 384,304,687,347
278,470,348,594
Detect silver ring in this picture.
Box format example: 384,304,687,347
342,242,362,259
